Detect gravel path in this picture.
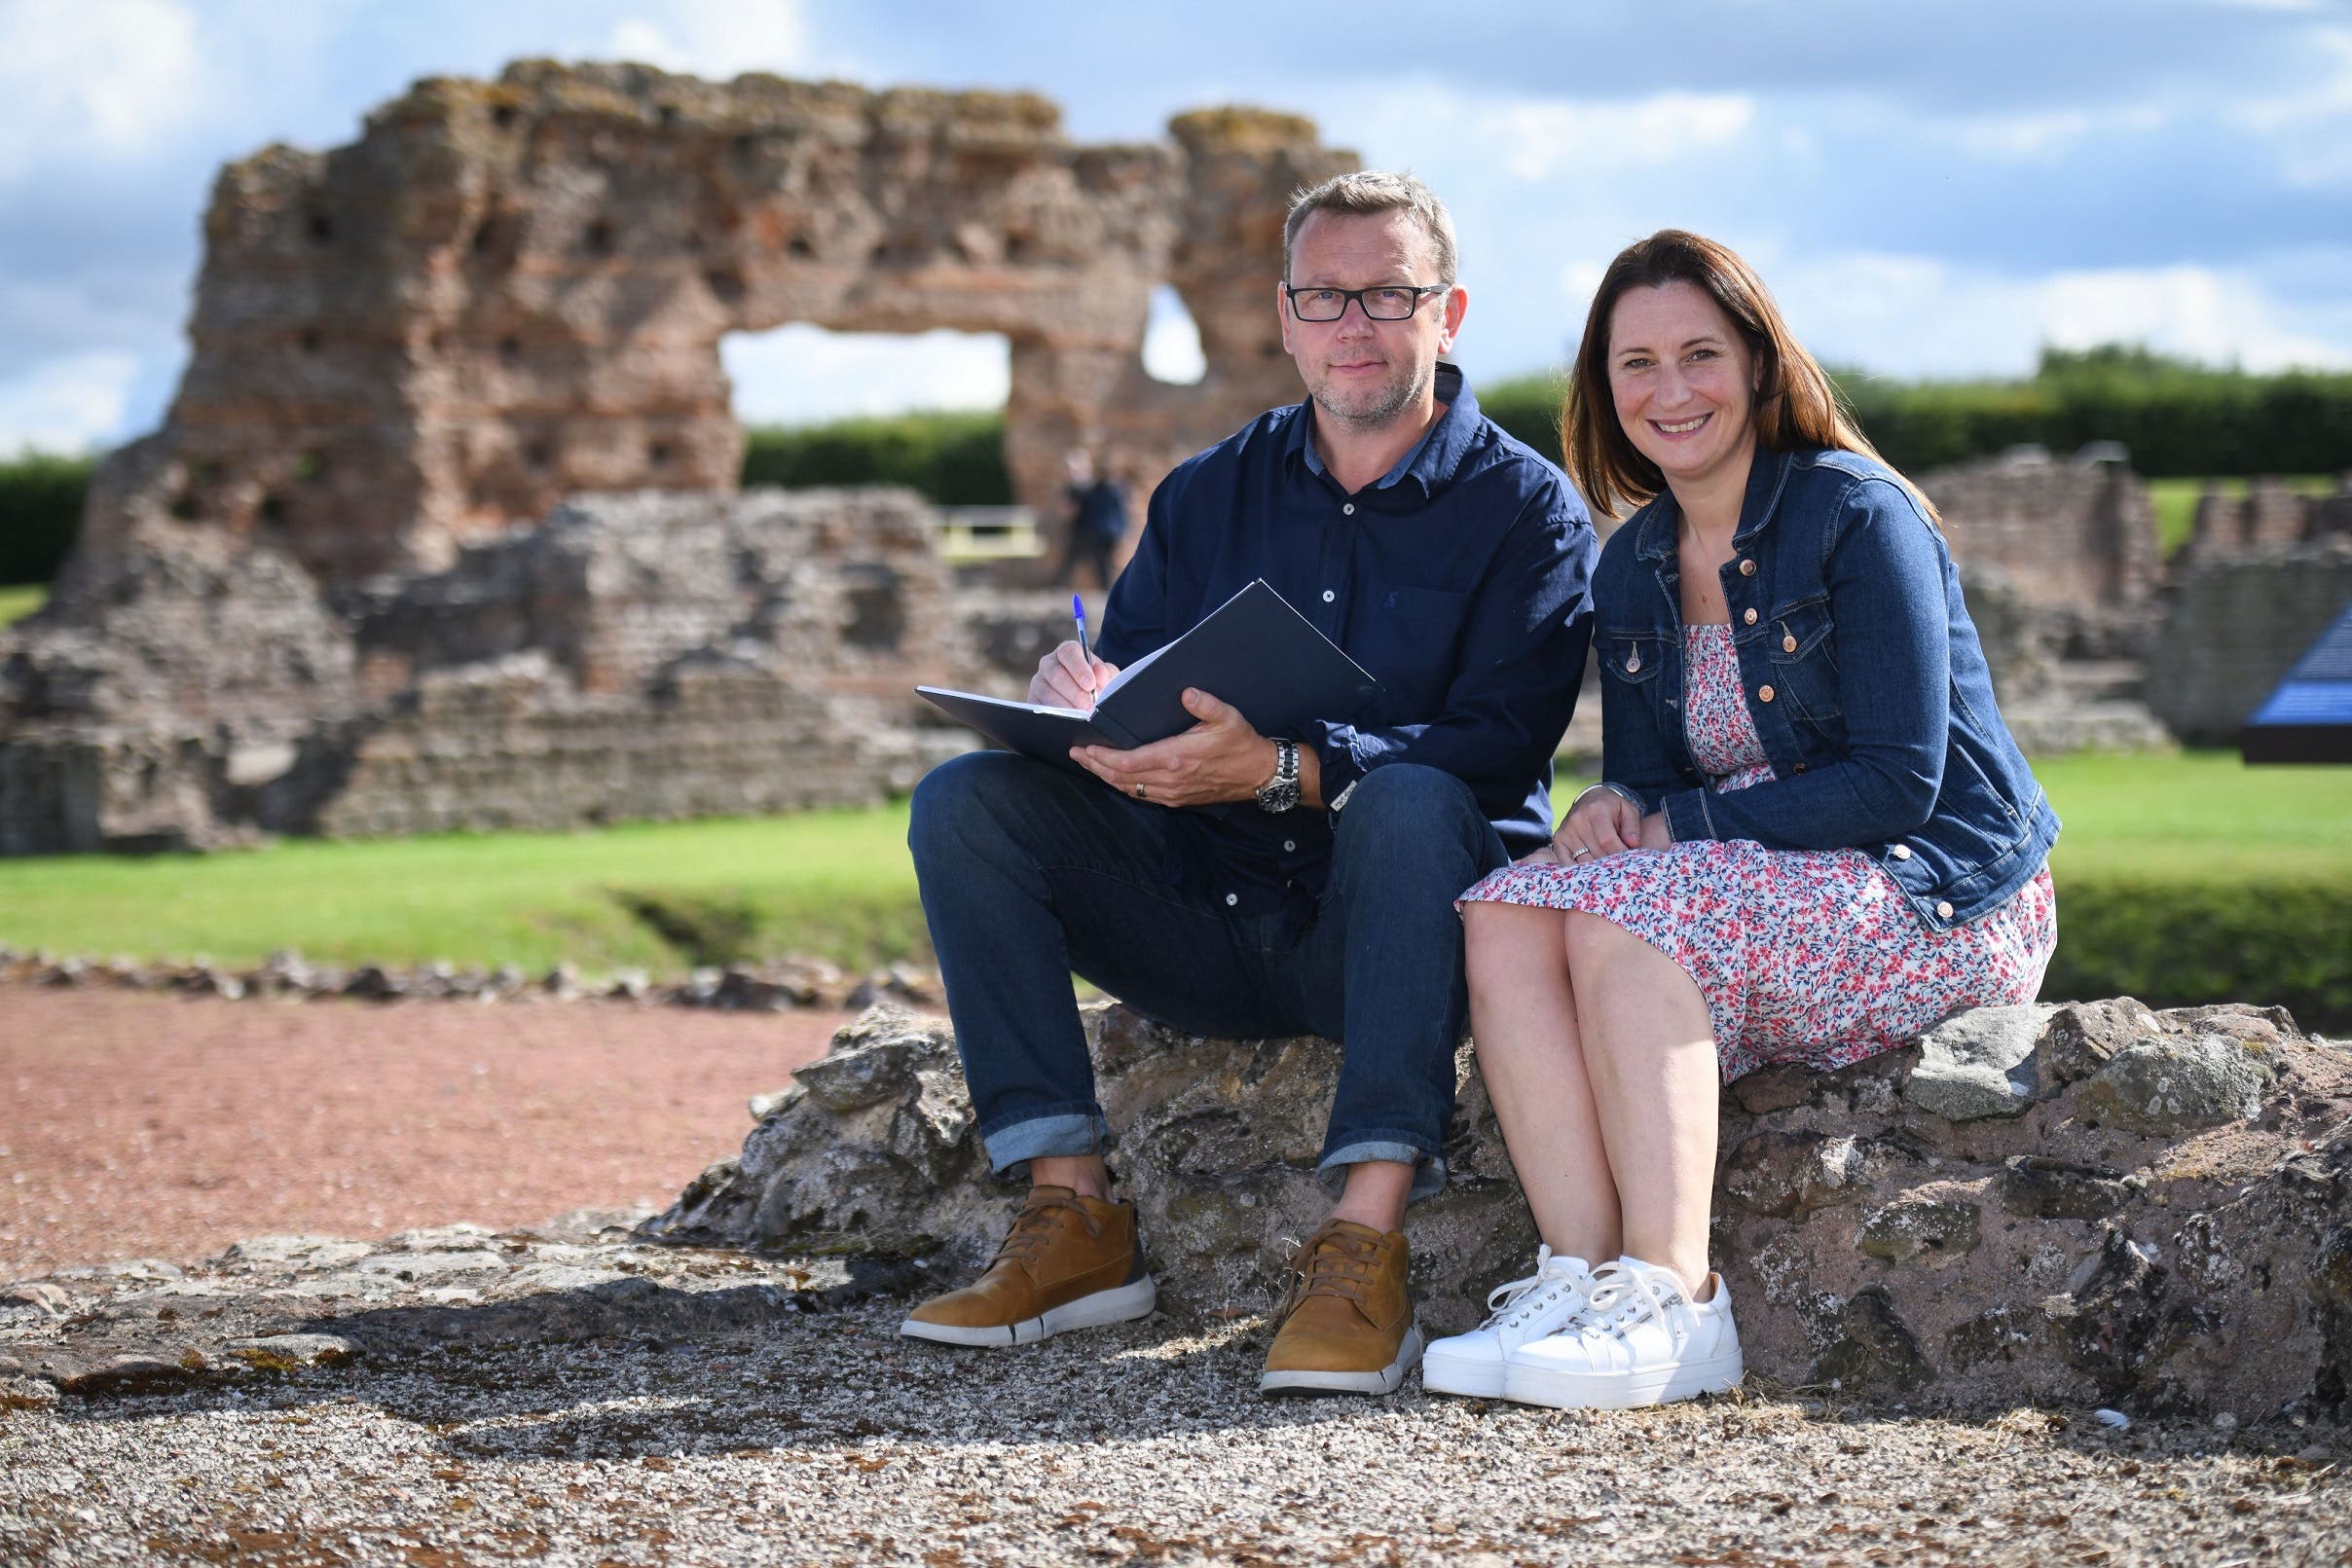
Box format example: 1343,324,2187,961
6,1298,2347,1567
0,990,849,1278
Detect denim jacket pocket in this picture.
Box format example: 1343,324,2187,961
1767,597,1842,724
1604,630,1663,686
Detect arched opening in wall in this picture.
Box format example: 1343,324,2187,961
1142,285,1205,385
722,322,1031,563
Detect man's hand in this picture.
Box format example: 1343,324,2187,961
1073,688,1277,809
1029,638,1118,710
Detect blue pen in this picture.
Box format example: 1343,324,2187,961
1071,593,1096,701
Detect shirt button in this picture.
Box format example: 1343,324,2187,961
1891,843,1912,859
1341,502,1355,516
1936,900,1955,920
1757,684,1776,703
1739,559,1757,576
1321,589,1336,603
1782,635,1798,653
1743,608,1757,625
1282,840,1297,853
1792,761,1808,774
1225,893,1239,907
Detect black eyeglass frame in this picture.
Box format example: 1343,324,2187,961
1281,282,1452,322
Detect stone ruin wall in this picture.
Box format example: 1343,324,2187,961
58,60,1355,601
0,488,986,853
1916,451,2161,636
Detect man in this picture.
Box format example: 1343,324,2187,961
902,170,1597,1396
1052,449,1131,590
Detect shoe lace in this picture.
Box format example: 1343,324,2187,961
1563,1259,1690,1346
1480,1246,1588,1331
1277,1223,1385,1317
993,1191,1101,1267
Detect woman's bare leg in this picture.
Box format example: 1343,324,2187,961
1560,910,1718,1292
1462,901,1622,1264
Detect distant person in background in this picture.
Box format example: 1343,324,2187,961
1423,230,2060,1411
1053,449,1131,590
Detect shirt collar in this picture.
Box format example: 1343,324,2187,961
1287,362,1478,498
1634,440,1795,562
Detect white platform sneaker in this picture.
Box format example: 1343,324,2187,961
1420,1247,1598,1398
1503,1256,1744,1410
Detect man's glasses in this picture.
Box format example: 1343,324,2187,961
1283,284,1449,322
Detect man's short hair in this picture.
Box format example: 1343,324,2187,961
1282,170,1458,286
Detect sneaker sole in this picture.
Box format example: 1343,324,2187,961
1258,1324,1426,1398
1419,1344,1508,1399
1503,1348,1744,1410
898,1277,1158,1347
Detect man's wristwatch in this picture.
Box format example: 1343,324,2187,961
1254,738,1302,814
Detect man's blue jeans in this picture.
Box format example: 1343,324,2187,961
906,753,1506,1202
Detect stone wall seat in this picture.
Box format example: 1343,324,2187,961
648,996,2352,1418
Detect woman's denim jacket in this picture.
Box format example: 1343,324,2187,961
1593,443,2059,931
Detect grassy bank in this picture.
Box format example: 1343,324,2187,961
0,583,45,627
0,749,2344,1025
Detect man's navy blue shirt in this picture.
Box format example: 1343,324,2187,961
1094,363,1598,917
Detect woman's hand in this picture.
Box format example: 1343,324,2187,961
1543,786,1646,865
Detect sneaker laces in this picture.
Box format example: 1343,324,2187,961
992,1191,1101,1267
1277,1223,1385,1316
1563,1259,1692,1345
1479,1246,1589,1331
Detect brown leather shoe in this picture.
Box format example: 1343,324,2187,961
1259,1218,1424,1396
900,1185,1156,1347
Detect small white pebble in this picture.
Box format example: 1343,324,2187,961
2093,1408,2131,1431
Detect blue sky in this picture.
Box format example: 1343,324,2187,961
2,0,2349,452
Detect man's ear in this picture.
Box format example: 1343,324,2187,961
1437,284,1469,355
1276,279,1296,355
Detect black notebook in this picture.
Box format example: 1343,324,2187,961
918,579,1383,764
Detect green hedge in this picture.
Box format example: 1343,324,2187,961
2040,874,2352,1036
1480,346,2352,481
0,452,95,586
741,410,1010,503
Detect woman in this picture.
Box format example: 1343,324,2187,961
1421,231,2059,1410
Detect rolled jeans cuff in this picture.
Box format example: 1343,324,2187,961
978,1110,1111,1179
1317,1139,1448,1205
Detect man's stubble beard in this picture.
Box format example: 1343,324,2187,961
1309,356,1432,433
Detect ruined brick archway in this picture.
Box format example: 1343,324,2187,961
66,63,1356,593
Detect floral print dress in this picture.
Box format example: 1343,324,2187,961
1457,623,2057,1083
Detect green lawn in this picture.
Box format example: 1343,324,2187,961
2146,475,2334,557
0,806,924,976
0,750,2343,980
0,583,45,627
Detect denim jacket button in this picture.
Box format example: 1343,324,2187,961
1757,684,1776,703
1782,635,1798,653
1792,761,1808,774
1891,843,1912,859
1626,652,1641,674
1936,900,1955,920
1743,608,1758,625
1739,558,1757,576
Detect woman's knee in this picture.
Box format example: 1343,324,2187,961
1463,901,1568,999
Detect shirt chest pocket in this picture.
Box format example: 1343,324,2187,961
1378,585,1469,631
1766,597,1841,721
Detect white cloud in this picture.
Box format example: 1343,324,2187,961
1774,252,2351,378
0,349,141,453
1481,92,1757,181
720,323,1010,424
597,0,808,79
0,0,206,179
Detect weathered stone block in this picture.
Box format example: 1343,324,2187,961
2079,1034,2278,1133
1903,1003,2050,1120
